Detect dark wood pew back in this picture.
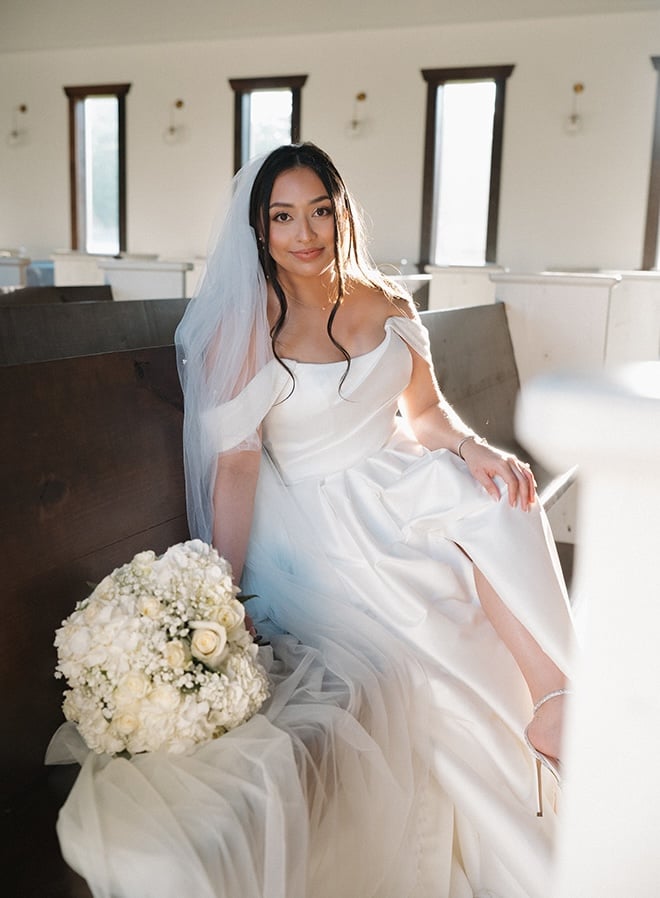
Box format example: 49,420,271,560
0,284,113,305
1,347,188,799
0,297,189,365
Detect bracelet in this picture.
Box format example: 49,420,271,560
457,435,479,460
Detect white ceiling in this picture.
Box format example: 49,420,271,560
2,0,660,54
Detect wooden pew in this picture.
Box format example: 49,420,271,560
1,301,190,896
420,303,576,510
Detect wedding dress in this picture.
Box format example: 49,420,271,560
49,313,575,898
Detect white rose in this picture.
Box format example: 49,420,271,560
148,683,181,712
190,620,228,671
112,707,141,736
133,550,156,566
113,671,150,706
137,594,161,618
214,599,245,632
162,639,191,670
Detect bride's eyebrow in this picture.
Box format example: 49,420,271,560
269,194,330,209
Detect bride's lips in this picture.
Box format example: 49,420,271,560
291,248,324,261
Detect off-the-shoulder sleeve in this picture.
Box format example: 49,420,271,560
385,314,433,365
201,360,291,454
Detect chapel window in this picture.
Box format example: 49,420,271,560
642,56,660,270
229,75,307,173
419,65,514,268
63,83,131,255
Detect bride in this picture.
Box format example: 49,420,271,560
51,143,576,898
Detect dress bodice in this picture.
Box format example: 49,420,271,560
202,313,432,471
262,323,413,483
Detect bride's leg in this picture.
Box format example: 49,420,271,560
473,566,567,761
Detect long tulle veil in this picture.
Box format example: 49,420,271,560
175,154,272,543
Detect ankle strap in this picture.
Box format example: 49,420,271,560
533,688,571,714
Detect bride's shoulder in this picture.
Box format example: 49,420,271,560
347,279,415,323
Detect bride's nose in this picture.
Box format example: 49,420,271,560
297,217,316,242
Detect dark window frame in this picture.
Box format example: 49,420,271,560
419,65,514,269
642,56,660,270
63,82,131,253
228,75,307,173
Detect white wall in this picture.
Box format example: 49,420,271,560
0,10,658,271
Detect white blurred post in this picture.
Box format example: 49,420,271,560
516,362,660,896
491,272,619,385
425,264,501,310
51,251,106,286
97,257,193,301
0,254,30,287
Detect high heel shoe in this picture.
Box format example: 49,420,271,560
524,688,570,817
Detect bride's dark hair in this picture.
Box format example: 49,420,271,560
249,142,404,391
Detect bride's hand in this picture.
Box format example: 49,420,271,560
459,438,537,511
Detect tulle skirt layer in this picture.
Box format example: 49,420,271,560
49,610,431,898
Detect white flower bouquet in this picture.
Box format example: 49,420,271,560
54,540,270,756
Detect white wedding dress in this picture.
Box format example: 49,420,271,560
49,314,576,898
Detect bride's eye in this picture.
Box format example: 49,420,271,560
272,212,292,223
314,206,333,218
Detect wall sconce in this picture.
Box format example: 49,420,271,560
346,92,367,137
7,104,28,147
163,99,185,144
565,83,584,135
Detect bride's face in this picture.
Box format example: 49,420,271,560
266,166,338,280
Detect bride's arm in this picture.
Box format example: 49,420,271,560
211,447,261,585
398,345,536,510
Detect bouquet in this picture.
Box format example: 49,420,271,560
54,540,270,756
